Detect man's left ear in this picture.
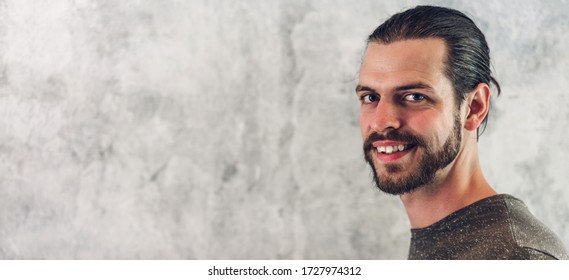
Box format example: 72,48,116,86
464,83,491,131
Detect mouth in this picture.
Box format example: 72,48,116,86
376,144,414,154
373,143,416,162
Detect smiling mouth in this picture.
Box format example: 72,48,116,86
376,144,415,154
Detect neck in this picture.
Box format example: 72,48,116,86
400,139,496,229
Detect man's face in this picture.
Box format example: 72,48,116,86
357,38,463,195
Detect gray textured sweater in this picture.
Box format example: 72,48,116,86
408,194,568,260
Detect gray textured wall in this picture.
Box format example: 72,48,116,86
0,0,568,259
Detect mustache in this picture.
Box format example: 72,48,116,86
363,130,427,152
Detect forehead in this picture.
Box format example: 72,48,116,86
358,38,449,92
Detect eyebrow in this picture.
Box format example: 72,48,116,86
394,82,434,92
355,82,434,94
355,85,376,93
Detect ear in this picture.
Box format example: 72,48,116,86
464,83,491,131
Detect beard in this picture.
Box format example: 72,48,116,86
363,113,462,195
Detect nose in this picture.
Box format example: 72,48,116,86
370,100,401,133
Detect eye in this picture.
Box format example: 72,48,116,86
360,94,379,104
404,93,426,102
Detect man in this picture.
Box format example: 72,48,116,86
356,5,568,259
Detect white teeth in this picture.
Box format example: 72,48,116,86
377,144,408,154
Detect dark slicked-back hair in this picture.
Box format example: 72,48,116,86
368,5,500,137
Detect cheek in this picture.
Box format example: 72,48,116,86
408,113,448,143
359,111,370,137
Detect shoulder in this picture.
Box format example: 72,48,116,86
408,194,569,260
501,195,569,260
511,247,558,260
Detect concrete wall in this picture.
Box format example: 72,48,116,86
1,0,568,259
